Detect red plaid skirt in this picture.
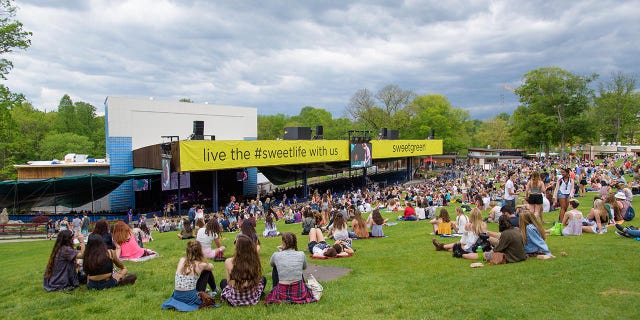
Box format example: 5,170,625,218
264,280,317,304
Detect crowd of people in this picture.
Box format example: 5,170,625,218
41,154,639,311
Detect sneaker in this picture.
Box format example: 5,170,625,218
616,231,631,238
615,224,625,232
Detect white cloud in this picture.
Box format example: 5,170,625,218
5,0,640,119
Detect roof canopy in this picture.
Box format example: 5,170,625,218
0,170,161,210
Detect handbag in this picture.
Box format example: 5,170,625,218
305,274,323,301
549,222,563,236
198,291,216,309
489,252,506,265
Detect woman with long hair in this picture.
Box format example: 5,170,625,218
220,234,266,306
43,230,84,291
582,198,609,234
350,210,369,239
262,214,280,237
84,234,136,290
112,221,156,260
328,211,349,241
237,219,261,252
196,219,226,259
520,210,554,259
178,218,194,240
92,219,115,250
265,232,316,304
525,171,546,223
162,241,215,311
430,208,452,235
368,209,387,237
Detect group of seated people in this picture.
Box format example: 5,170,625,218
43,219,145,292
162,229,331,310
432,204,555,263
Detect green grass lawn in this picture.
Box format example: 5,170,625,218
1,193,640,320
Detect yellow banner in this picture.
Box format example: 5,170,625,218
371,140,443,158
179,140,349,171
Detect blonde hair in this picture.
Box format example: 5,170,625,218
519,210,545,242
469,208,485,235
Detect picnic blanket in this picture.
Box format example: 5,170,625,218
120,252,159,262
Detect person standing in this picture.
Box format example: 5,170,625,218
552,168,574,223
81,213,90,235
503,171,519,209
525,171,546,224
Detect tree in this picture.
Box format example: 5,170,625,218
179,98,193,103
257,114,289,140
0,0,31,79
593,72,639,143
375,84,416,118
513,67,597,156
404,94,472,152
38,132,94,160
53,94,76,133
475,115,512,149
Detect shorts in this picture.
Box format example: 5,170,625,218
557,192,569,199
48,228,55,234
528,194,543,205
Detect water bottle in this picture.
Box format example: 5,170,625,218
477,246,484,262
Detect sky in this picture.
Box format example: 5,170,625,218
5,0,640,120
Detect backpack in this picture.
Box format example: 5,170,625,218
624,206,635,221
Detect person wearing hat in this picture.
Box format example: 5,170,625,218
616,181,633,203
614,191,629,224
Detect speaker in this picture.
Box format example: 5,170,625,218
193,121,204,136
316,126,324,136
380,128,388,139
387,130,399,140
429,129,435,140
284,127,312,140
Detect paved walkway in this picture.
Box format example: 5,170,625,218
0,234,48,243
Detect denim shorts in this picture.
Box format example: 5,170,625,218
557,192,569,199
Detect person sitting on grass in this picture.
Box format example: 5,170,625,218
350,210,370,239
430,208,452,235
582,198,609,234
307,227,353,258
162,241,216,311
265,232,317,304
452,206,469,234
559,199,583,236
237,219,261,252
84,234,136,290
92,219,115,250
327,211,349,242
301,207,315,235
178,218,194,240
433,208,487,256
367,209,388,237
220,234,267,306
262,214,281,237
484,201,502,223
398,202,417,221
43,230,84,291
520,211,554,259
197,219,226,260
112,221,156,260
468,215,525,263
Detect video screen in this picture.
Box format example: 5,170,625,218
350,142,372,169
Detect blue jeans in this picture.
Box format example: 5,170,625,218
87,277,117,290
624,228,640,237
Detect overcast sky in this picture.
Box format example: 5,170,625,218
6,0,640,119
